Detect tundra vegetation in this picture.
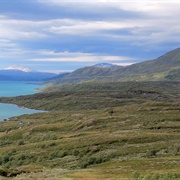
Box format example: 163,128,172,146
0,81,179,179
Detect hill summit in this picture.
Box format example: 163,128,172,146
93,63,117,68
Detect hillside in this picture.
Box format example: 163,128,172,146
111,48,180,81
0,49,179,179
49,48,180,85
119,48,180,74
0,81,179,179
50,65,121,85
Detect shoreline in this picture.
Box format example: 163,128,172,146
0,81,46,120
0,102,46,121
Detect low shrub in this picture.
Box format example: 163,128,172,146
17,140,24,146
48,150,68,160
132,173,180,180
146,149,157,158
80,154,115,168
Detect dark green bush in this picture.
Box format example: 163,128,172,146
73,150,80,156
146,149,157,158
1,155,10,164
48,150,68,160
80,162,88,168
17,140,24,146
80,154,115,169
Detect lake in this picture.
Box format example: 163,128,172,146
0,81,41,97
0,81,45,120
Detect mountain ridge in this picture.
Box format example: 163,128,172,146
93,63,118,68
48,64,122,85
4,65,34,72
48,48,180,85
0,69,57,81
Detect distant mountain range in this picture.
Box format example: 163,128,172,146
48,48,180,85
0,65,57,81
4,65,34,72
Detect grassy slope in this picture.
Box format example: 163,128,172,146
0,81,179,179
117,48,180,75
50,66,121,85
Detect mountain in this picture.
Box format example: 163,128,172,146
93,63,117,68
49,65,122,85
0,65,57,81
45,72,70,81
48,48,180,85
112,48,180,81
117,48,180,74
4,65,34,72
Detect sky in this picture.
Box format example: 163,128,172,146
0,0,179,73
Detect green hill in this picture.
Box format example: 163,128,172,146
49,48,180,85
120,48,180,74
112,48,180,81
50,65,121,85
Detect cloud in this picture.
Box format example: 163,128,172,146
0,39,17,48
47,20,145,35
114,62,134,66
0,16,48,40
39,0,180,15
31,51,133,63
1,1,179,47
116,0,180,17
0,0,179,72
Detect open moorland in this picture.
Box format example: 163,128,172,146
0,81,179,179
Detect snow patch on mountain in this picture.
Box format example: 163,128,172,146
93,63,117,68
4,65,35,72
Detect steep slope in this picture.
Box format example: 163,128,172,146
118,48,180,75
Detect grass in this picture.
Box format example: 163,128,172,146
0,81,179,179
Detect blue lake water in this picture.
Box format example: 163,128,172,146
0,81,45,120
0,81,41,97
